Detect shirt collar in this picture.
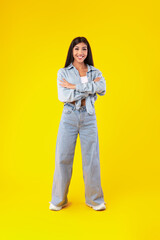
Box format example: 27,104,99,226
65,62,96,72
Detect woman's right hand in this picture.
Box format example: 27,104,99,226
93,76,101,82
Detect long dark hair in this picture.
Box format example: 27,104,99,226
64,37,94,68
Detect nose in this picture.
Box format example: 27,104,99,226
78,50,83,54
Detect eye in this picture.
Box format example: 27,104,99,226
75,48,87,50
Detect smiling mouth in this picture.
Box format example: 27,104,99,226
77,56,84,59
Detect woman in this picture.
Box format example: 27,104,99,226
49,36,107,211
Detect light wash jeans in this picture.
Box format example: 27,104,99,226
50,102,106,207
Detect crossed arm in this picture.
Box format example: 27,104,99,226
57,69,106,103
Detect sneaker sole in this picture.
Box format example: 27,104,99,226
49,202,68,211
86,203,106,211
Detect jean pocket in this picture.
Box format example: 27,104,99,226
63,106,73,114
87,113,96,118
86,108,96,116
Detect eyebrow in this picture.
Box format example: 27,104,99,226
75,46,87,48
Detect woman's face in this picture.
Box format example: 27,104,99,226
72,42,88,63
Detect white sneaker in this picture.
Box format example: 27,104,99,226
86,202,106,211
49,202,68,211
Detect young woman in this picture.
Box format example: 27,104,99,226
49,36,107,211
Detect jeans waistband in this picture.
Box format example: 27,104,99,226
64,102,86,111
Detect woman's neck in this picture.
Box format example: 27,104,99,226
72,61,87,71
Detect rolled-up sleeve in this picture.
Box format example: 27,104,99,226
75,70,106,96
57,69,89,102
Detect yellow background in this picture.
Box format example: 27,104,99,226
1,0,160,239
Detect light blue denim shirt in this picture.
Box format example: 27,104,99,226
57,62,106,115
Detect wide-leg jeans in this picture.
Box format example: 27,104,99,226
50,102,106,207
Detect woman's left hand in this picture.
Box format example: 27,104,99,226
59,78,76,89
